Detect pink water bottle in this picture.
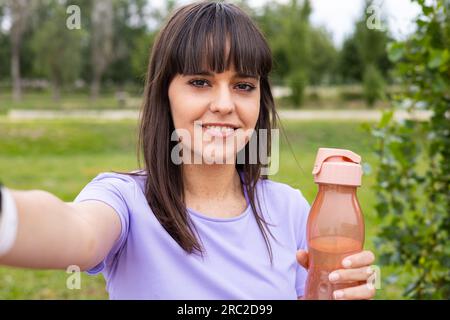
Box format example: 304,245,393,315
304,148,365,300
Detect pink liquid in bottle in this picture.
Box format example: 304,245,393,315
304,148,365,300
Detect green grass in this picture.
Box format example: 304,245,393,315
0,117,408,299
0,91,143,114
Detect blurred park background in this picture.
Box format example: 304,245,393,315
0,0,448,299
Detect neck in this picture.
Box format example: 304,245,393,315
182,164,242,201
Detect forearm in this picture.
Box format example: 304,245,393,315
0,189,97,270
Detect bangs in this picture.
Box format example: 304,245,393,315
169,2,272,78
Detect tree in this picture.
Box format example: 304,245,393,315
370,0,449,299
31,0,84,101
90,0,158,96
337,0,391,88
0,3,9,82
284,0,312,106
338,36,364,83
105,0,150,86
354,1,391,76
7,0,34,101
257,0,338,106
90,0,114,100
130,31,157,84
255,2,291,83
355,0,391,106
308,27,338,86
363,63,385,107
257,0,313,107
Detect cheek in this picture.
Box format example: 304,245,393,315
236,96,260,129
169,85,207,129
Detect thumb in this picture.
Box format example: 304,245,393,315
296,249,309,270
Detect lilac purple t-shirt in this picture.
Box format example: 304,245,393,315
73,171,311,299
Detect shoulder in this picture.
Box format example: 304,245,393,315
91,171,145,186
75,171,146,207
258,178,310,211
92,171,147,190
257,178,311,248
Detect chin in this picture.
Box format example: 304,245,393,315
201,153,237,165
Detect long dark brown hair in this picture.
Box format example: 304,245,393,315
128,0,282,262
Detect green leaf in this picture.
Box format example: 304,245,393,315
387,42,405,62
427,49,446,69
375,201,389,218
379,110,394,128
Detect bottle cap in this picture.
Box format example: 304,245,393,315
312,148,362,186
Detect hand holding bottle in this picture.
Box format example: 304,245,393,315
297,249,376,300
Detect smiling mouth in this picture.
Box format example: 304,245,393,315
199,123,238,138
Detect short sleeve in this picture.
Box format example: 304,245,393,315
294,189,311,298
73,172,135,275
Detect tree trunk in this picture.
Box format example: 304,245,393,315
9,0,34,102
90,0,114,101
11,43,22,102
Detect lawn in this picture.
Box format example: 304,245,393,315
0,117,407,299
0,91,143,115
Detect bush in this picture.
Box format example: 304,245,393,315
363,64,385,107
288,70,308,107
371,0,449,299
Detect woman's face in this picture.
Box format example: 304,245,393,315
168,65,260,165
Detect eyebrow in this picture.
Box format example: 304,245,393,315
184,71,259,80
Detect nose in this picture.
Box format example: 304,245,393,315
209,84,235,114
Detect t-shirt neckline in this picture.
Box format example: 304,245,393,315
187,169,252,222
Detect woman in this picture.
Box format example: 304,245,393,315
0,1,375,299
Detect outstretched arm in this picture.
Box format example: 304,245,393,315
0,188,121,271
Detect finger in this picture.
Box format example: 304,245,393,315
342,250,375,269
328,266,375,284
333,283,376,300
296,250,309,270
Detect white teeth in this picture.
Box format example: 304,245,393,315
204,125,235,133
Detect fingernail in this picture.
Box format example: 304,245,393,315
329,272,340,282
334,290,344,299
342,259,352,268
366,266,374,274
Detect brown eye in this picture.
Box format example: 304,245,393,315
189,79,210,88
235,83,256,92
